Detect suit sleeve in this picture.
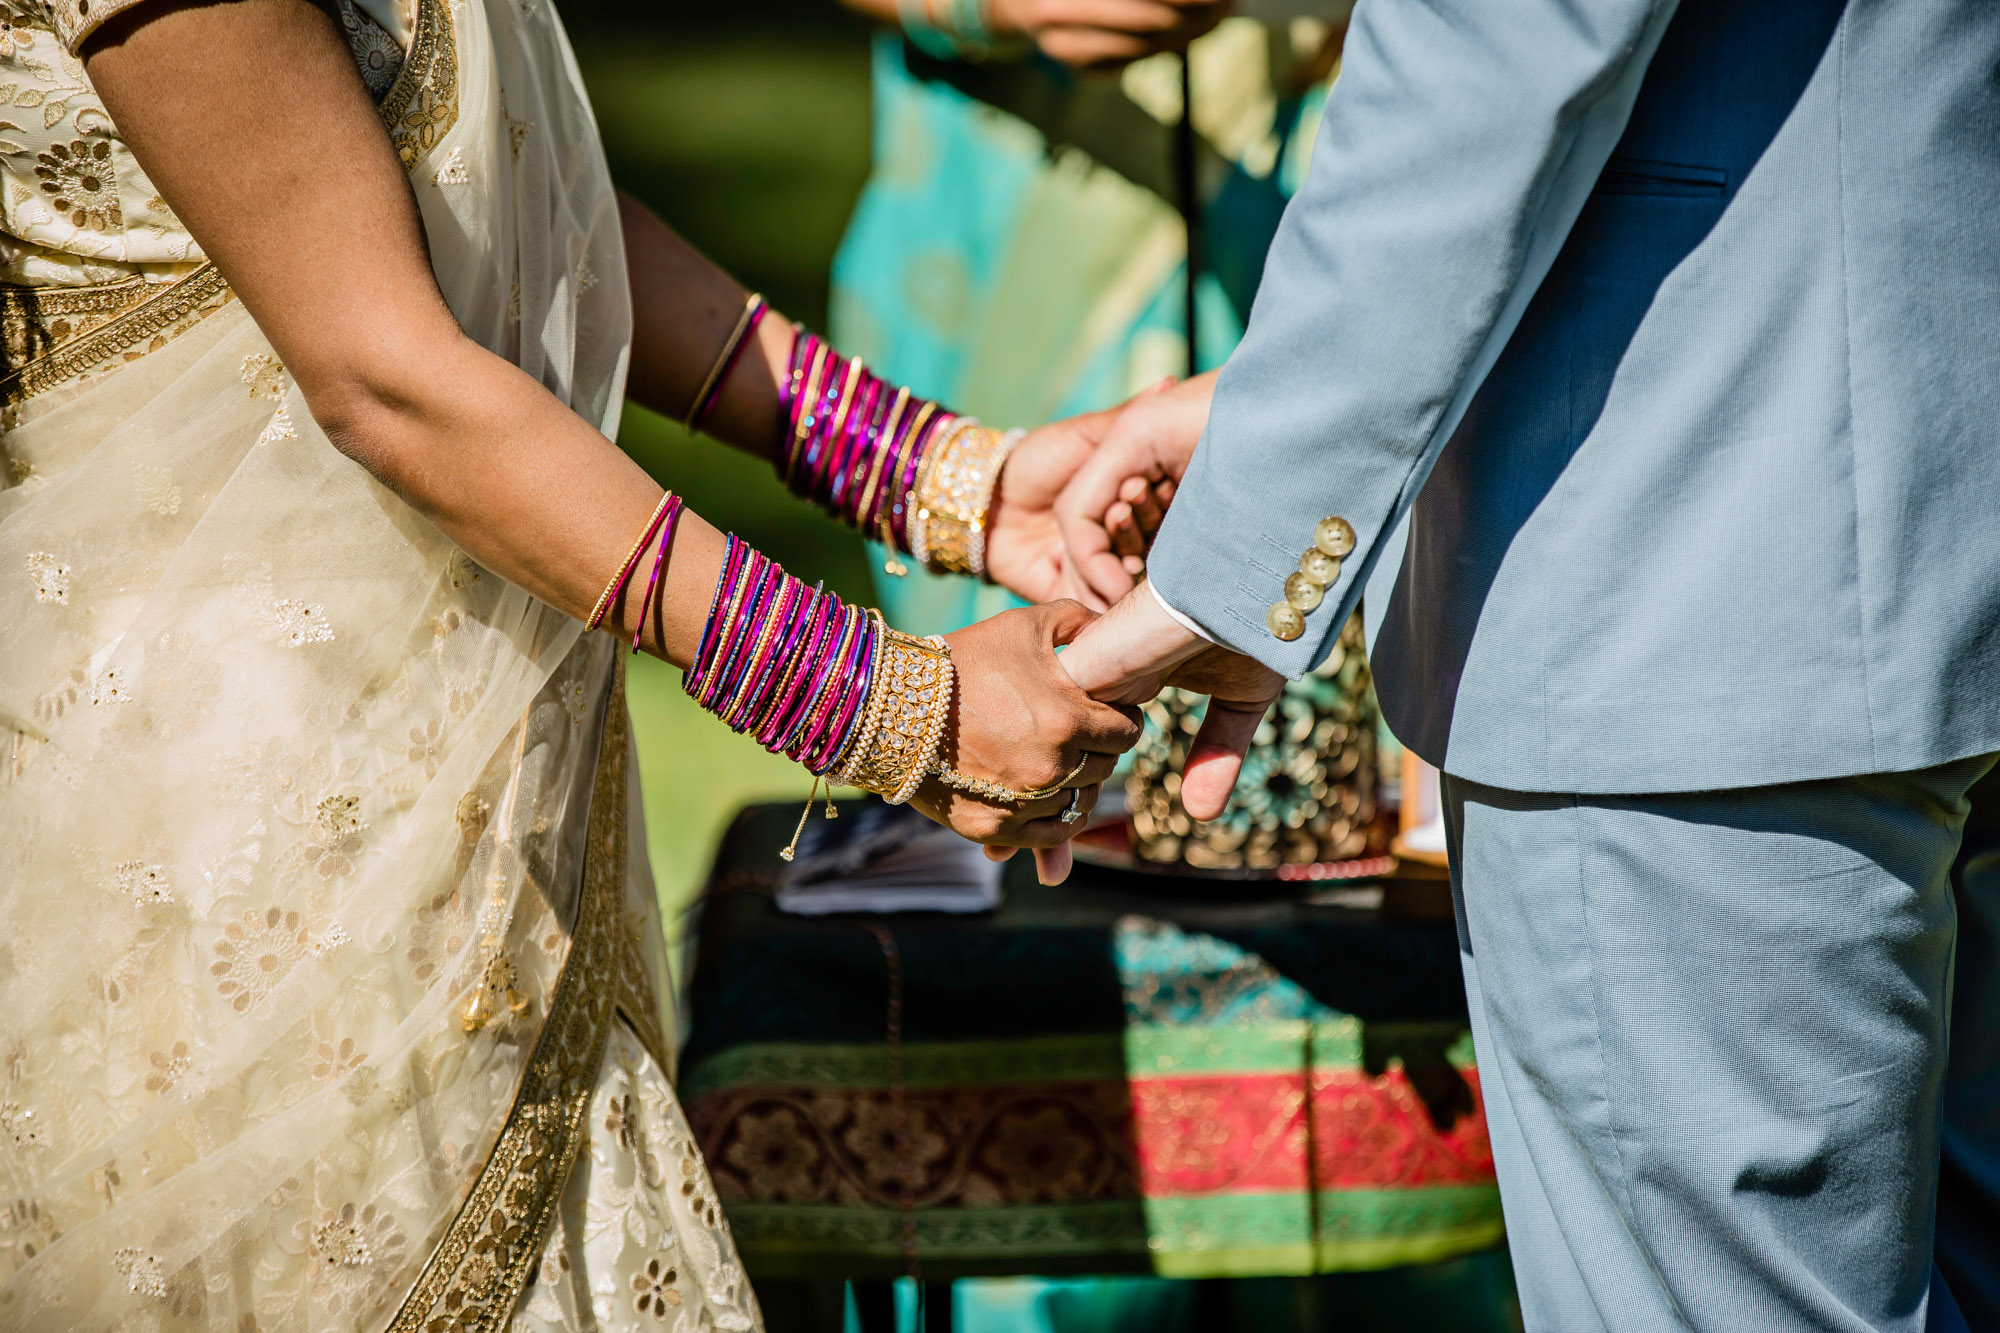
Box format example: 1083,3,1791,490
1144,0,1682,676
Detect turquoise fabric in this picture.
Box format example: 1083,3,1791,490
830,35,1325,636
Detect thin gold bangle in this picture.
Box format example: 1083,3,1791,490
856,385,911,528
821,356,866,479
784,344,832,484
683,291,763,431
878,400,936,576
586,490,673,630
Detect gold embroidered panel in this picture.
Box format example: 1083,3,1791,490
0,262,232,407
380,0,460,172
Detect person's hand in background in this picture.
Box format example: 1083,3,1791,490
1055,370,1216,607
985,0,1232,68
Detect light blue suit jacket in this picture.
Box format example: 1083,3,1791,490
1145,0,2000,794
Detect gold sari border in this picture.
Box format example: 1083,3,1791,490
0,264,233,409
389,658,634,1333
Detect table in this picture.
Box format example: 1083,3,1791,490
680,804,1503,1287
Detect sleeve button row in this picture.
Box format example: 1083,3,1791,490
1266,515,1353,642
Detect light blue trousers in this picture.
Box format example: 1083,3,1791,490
1444,757,2000,1331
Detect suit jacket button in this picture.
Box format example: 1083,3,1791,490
1284,572,1324,612
1299,549,1340,585
1315,517,1356,558
1267,601,1306,641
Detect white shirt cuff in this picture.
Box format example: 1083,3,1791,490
1146,580,1220,646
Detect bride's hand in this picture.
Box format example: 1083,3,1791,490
982,409,1116,604
983,379,1184,604
907,601,1141,880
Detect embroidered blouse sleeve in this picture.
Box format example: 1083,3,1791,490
52,0,159,53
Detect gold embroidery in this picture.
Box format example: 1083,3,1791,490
111,1245,167,1298
434,145,469,186
0,273,159,370
388,661,633,1333
33,138,118,230
257,406,299,446
240,352,286,400
269,599,335,648
131,461,180,516
380,0,460,171
25,551,68,604
110,859,170,905
210,906,308,1012
0,263,234,407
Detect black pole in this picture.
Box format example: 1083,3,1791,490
1177,52,1199,377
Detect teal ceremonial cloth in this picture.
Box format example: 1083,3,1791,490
830,32,1329,636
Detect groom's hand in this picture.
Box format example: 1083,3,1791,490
1059,579,1282,819
915,601,1142,882
1054,371,1217,608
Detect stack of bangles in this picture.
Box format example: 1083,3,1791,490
682,294,1023,581
659,535,1084,857
776,324,1023,581
596,299,1065,851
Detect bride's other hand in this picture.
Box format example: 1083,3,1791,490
909,601,1140,881
982,408,1118,604
1055,370,1217,609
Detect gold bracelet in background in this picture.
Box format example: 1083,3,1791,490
915,421,1023,579
683,291,765,431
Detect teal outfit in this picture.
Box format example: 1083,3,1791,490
830,30,1330,635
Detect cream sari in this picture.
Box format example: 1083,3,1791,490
0,0,759,1328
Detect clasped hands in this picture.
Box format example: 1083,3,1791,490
917,373,1286,883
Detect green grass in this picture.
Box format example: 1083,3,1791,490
574,30,879,936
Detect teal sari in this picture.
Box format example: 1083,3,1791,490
830,27,1332,634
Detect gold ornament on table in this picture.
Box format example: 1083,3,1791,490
1127,610,1387,873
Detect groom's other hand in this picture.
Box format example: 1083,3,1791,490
1055,371,1217,609
922,601,1141,882
1059,579,1281,819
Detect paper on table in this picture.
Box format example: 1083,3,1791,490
776,799,1004,916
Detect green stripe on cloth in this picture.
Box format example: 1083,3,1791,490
1124,1019,1362,1075
1144,1187,1506,1277
719,1187,1503,1280
683,1020,1479,1098
680,1035,1128,1097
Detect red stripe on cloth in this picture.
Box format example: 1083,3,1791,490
1132,1068,1495,1197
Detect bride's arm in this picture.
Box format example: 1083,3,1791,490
84,0,1137,857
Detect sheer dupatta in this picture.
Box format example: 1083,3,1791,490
0,0,698,1325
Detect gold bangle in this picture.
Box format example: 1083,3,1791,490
683,291,763,432
856,385,911,528
917,422,1020,579
586,490,673,630
821,356,866,477
840,628,952,802
784,344,831,484
878,400,937,577
907,415,971,573
893,637,954,805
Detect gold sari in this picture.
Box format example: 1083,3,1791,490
0,0,758,1328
